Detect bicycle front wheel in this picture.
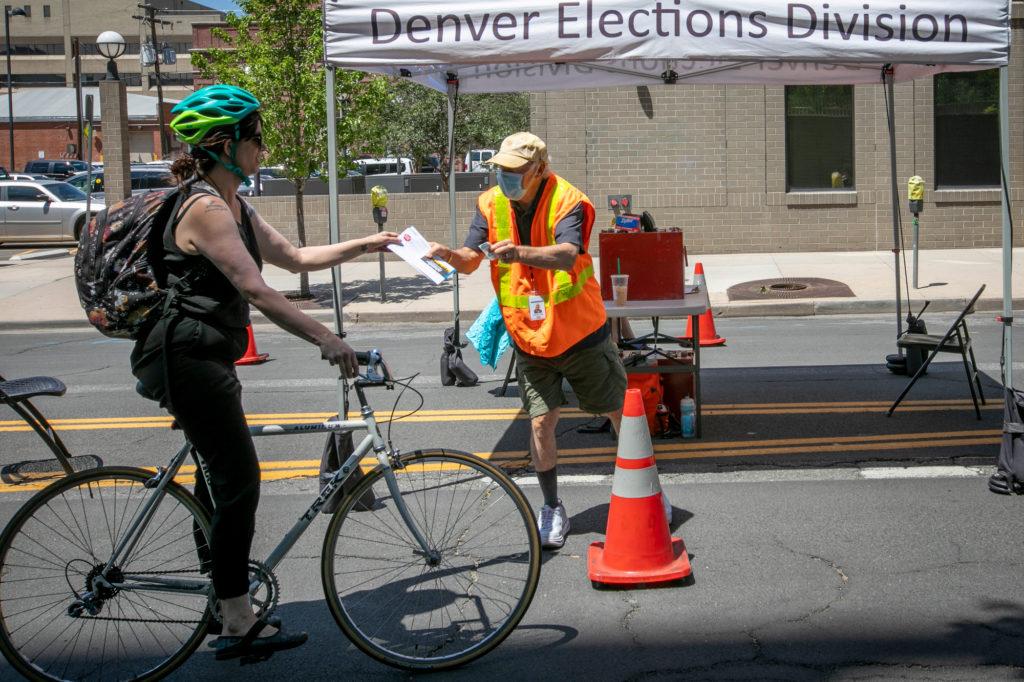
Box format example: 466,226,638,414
0,467,213,681
321,449,541,671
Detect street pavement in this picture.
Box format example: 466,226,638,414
1,244,1023,680
0,245,1021,328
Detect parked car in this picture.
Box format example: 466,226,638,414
22,159,91,180
66,167,175,197
352,157,414,176
0,180,93,244
464,149,496,172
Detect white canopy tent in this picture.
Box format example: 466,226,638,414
321,0,1014,388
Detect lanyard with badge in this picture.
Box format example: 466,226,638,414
527,269,546,321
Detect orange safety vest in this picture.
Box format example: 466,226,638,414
482,174,606,358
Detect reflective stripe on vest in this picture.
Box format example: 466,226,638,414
492,179,593,310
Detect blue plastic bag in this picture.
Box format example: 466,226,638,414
467,297,511,369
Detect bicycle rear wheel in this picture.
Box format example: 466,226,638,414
321,449,540,671
0,467,213,681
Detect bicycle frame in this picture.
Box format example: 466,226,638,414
97,385,438,603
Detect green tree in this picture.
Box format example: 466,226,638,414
378,80,529,189
192,0,387,296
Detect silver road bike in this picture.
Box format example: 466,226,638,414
0,350,541,680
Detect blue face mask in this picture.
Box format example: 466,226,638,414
496,168,526,200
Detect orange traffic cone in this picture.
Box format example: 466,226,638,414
683,262,726,347
588,388,692,587
235,324,270,366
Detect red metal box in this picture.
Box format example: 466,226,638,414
598,230,685,301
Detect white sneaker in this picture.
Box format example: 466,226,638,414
538,500,570,549
662,492,673,525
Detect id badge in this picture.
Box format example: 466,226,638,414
528,294,546,321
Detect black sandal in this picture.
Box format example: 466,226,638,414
207,614,281,640
213,617,307,661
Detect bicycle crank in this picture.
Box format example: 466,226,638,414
207,559,280,624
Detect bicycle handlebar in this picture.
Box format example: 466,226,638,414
353,348,393,385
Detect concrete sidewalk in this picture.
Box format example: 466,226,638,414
0,247,1021,329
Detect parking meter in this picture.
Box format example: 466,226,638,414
370,185,389,302
908,176,925,215
908,176,925,288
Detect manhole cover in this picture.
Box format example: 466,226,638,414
727,278,854,301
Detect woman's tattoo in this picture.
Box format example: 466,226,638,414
360,243,368,253
203,203,230,214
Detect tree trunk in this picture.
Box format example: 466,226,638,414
295,180,309,298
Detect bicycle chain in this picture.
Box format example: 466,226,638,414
69,569,208,625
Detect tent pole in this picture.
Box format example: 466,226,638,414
446,73,461,340
1000,65,1013,390
885,66,904,346
326,65,344,337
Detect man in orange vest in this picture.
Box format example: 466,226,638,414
427,132,627,549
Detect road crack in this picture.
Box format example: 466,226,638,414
619,591,642,648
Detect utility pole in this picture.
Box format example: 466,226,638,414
72,37,83,160
132,4,173,158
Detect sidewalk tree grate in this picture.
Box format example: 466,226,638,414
727,278,854,301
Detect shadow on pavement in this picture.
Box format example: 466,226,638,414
481,361,1006,475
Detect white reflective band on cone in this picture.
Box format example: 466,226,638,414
611,465,663,499
617,413,654,460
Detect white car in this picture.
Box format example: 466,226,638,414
0,180,93,244
352,157,414,176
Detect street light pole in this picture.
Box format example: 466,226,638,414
4,7,26,172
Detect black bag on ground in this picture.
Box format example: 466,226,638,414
989,388,1024,495
440,326,478,387
319,419,376,513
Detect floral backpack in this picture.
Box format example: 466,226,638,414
74,182,196,339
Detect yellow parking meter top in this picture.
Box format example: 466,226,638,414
370,185,389,208
908,176,925,201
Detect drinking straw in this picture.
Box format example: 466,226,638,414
616,258,621,274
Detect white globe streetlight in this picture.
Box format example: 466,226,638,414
96,31,126,80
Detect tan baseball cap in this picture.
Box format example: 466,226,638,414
487,132,548,170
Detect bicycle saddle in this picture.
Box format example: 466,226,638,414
0,376,67,403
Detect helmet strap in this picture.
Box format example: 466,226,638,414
197,143,251,186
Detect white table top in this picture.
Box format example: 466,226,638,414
603,286,709,318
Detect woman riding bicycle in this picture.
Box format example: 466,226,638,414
131,84,398,661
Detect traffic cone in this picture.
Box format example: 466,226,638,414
235,324,270,366
683,262,726,347
588,389,692,586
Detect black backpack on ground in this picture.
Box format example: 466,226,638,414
989,387,1024,495
440,326,479,387
74,182,196,339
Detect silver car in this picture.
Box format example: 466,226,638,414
0,180,93,244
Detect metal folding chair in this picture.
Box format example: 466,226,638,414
887,285,987,419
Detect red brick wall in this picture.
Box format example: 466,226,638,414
0,123,83,172
0,121,170,171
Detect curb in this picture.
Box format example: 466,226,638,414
4,297,1022,331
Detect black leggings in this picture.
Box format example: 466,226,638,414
132,316,257,600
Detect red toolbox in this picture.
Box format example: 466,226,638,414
598,229,685,301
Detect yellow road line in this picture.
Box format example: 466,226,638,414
0,428,999,494
0,400,993,433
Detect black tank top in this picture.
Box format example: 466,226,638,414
161,181,262,331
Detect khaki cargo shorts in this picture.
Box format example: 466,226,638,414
515,337,627,419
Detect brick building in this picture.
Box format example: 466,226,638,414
0,87,177,170
2,0,222,99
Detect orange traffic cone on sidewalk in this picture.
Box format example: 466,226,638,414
588,389,692,587
683,262,726,347
235,324,270,366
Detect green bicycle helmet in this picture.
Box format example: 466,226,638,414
169,85,261,184
169,84,260,145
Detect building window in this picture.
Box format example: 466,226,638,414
785,85,855,191
148,72,193,88
1,41,65,55
42,4,49,18
81,72,142,87
76,40,141,56
934,70,999,188
20,4,28,16
10,73,64,86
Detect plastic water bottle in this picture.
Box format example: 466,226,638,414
680,396,696,438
